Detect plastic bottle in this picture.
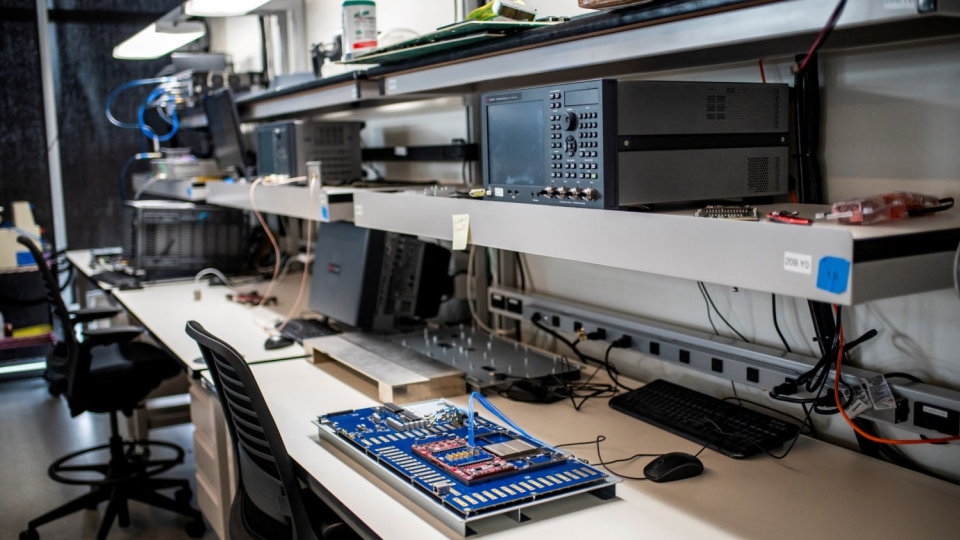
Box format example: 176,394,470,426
342,0,377,60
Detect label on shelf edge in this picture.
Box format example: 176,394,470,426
783,252,812,275
452,214,470,251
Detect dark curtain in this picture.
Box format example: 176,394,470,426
0,0,187,249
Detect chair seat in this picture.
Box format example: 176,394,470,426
81,342,181,414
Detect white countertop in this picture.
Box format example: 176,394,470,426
67,249,310,370
252,358,960,540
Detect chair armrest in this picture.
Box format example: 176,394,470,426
70,307,123,325
82,326,144,347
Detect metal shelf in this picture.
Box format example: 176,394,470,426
379,0,960,97
229,1,960,122
239,80,381,121
352,190,960,305
205,181,356,222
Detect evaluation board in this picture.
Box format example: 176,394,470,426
316,399,618,535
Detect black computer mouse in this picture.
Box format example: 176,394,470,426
264,334,295,350
643,452,704,483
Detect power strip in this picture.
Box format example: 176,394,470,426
488,286,960,440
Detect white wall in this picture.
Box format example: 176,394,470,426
318,97,469,181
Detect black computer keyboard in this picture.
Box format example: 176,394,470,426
609,379,800,459
276,318,338,344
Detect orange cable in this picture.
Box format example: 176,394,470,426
249,178,283,311
276,217,313,332
832,314,960,445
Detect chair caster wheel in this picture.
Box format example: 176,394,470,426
20,529,39,540
185,519,206,538
125,444,151,462
175,487,192,504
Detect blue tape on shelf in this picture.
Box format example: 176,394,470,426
816,256,851,294
16,251,34,266
322,206,329,220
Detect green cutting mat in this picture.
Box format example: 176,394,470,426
342,33,504,65
342,20,552,65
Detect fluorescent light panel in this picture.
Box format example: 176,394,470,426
184,0,272,17
113,23,206,60
0,361,46,375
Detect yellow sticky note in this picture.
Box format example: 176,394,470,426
452,214,470,251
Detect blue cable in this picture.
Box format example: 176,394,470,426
138,88,179,142
105,77,175,130
467,392,550,449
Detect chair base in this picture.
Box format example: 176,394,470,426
20,476,206,540
21,410,206,540
48,439,184,486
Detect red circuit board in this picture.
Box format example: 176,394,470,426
411,437,517,485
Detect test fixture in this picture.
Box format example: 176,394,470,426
317,397,617,536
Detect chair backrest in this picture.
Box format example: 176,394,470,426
16,237,83,394
185,320,316,540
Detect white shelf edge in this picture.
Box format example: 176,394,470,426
381,0,960,96
353,191,960,305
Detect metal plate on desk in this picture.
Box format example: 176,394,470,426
304,333,467,404
391,326,580,390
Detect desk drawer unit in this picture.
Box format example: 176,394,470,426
190,381,236,540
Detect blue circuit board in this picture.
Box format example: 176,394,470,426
318,400,613,518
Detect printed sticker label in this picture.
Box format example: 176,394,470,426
784,252,813,275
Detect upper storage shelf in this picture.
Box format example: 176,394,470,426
378,0,960,96
233,0,960,121
352,190,960,305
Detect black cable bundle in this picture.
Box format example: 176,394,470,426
794,50,823,206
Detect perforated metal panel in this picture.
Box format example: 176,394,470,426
256,121,363,184
746,155,782,194
304,123,364,183
705,86,783,132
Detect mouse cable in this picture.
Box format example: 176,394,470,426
580,436,649,480
557,435,721,480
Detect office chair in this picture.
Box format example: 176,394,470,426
16,237,205,540
185,320,359,540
